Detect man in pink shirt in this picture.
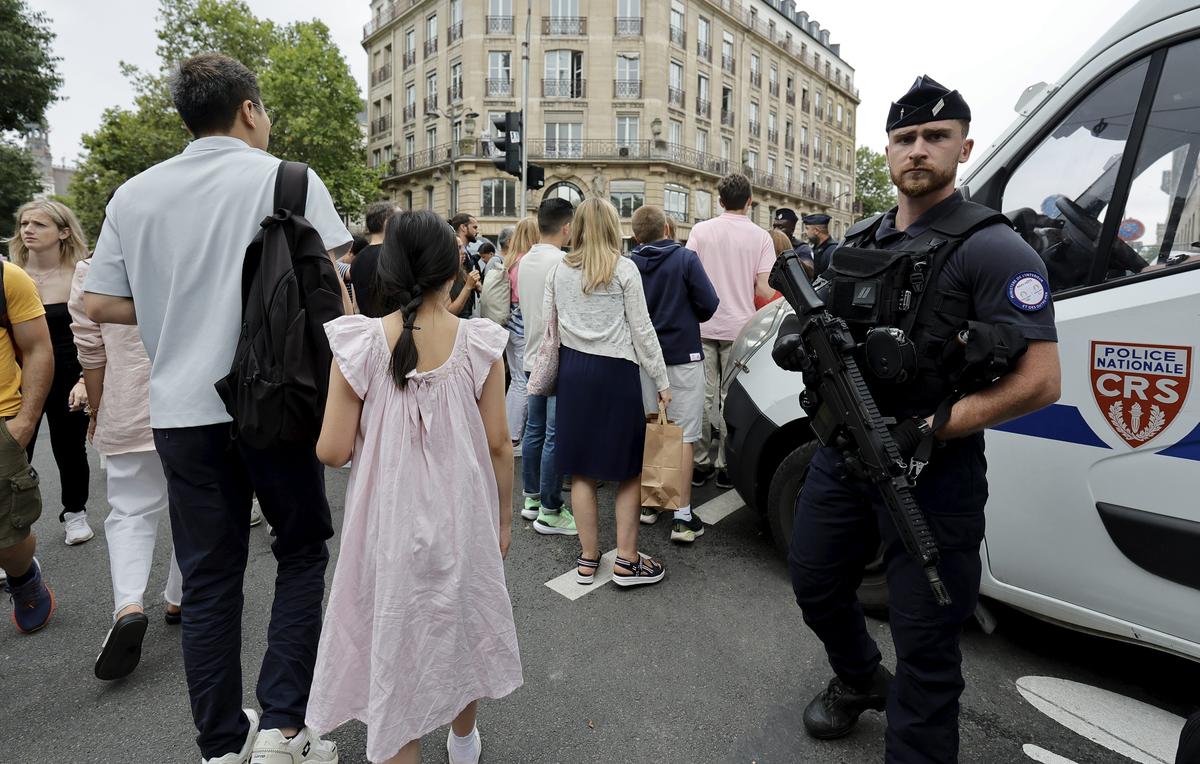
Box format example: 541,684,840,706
685,173,776,488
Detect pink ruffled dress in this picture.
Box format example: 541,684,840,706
306,314,523,762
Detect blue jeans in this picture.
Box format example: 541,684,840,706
521,394,563,511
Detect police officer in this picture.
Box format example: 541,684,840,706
772,208,815,270
802,213,838,278
775,76,1062,762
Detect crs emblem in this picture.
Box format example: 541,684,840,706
1091,341,1191,448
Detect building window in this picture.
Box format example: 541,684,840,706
488,51,513,96
425,14,438,56
404,134,415,170
721,137,731,162
404,189,413,210
784,161,792,185
544,49,584,97
767,155,776,177
544,181,585,206
482,178,518,217
425,71,438,112
450,61,463,102
837,103,844,125
372,149,381,168
769,63,778,94
425,126,437,148
545,121,582,158
664,184,689,222
696,128,707,155
669,1,685,47
405,83,416,120
615,53,640,98
695,189,712,221
610,179,645,218
746,149,757,169
616,115,639,147
669,118,683,147
426,186,434,209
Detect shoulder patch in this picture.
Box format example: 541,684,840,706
1007,271,1050,312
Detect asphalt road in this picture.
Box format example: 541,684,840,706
2,433,1196,763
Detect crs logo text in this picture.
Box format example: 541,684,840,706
1091,341,1191,448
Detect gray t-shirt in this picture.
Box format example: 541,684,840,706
86,136,352,428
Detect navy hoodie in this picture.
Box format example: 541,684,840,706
631,239,720,365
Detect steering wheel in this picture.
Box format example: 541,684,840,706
1054,196,1146,275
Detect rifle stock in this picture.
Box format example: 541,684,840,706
770,251,952,606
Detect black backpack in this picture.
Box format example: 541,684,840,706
215,161,344,448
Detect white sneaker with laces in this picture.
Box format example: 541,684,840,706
250,727,338,763
446,727,481,764
203,709,259,764
250,499,263,527
63,511,94,545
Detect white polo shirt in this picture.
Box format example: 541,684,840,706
86,136,352,428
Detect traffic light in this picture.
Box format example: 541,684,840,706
492,111,521,177
492,110,545,188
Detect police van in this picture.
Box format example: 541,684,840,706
723,0,1200,661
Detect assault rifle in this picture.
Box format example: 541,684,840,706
769,250,952,606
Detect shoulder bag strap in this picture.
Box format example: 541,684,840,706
274,160,309,216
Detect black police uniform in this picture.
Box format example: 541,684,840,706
811,236,838,278
788,189,1058,762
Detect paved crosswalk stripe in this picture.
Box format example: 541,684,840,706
543,490,745,600
1022,744,1080,764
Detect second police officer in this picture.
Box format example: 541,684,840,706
802,212,838,278
773,76,1062,762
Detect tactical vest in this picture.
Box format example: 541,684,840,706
821,200,1027,419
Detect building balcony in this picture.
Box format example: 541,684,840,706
448,20,463,44
615,17,642,36
749,71,761,87
447,84,462,103
769,82,779,97
371,63,392,87
669,25,685,47
748,121,760,137
486,78,513,97
614,79,642,99
720,109,734,127
402,50,416,69
543,78,586,98
784,137,794,151
486,15,514,34
767,129,778,143
424,38,438,57
403,103,416,122
697,41,711,61
722,55,736,74
696,98,711,118
800,144,810,157
370,115,391,136
815,106,824,120
785,89,795,105
668,87,685,108
542,16,586,35
813,149,823,162
424,94,438,113
363,3,400,40
802,96,811,111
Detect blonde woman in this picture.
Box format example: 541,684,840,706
549,198,671,587
504,216,539,452
8,200,94,545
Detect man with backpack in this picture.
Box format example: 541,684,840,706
84,53,349,764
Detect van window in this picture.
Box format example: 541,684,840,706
1106,38,1200,277
1001,58,1149,292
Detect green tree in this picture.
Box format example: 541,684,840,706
156,0,278,72
0,0,63,133
0,141,42,237
856,145,896,217
261,21,379,216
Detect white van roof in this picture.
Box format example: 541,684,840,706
1074,0,1200,79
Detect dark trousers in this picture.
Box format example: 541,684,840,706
789,442,988,764
154,424,333,759
26,351,89,519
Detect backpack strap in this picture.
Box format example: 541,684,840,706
843,212,887,244
274,160,309,216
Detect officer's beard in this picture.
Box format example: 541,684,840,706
892,162,956,199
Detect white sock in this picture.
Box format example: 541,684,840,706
673,504,693,522
449,728,480,758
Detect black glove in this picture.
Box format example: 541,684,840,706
772,313,809,371
889,417,930,462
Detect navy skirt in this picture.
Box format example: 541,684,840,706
556,346,645,481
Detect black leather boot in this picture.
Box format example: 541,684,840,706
802,665,893,739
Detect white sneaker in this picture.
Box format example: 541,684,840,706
203,709,260,764
251,727,338,763
250,499,263,527
446,727,481,764
0,567,6,584
64,511,94,545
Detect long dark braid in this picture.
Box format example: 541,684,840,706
374,210,460,388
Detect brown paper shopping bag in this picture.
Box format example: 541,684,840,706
641,402,686,510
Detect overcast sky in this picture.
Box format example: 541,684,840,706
34,0,1133,165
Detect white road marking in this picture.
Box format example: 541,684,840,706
544,490,745,600
1016,676,1184,764
1023,744,1080,764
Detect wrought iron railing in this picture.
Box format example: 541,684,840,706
749,71,760,87
696,98,710,118
424,38,438,57
542,16,586,35
768,82,779,97
615,17,642,36
371,115,391,136
697,41,711,61
748,121,760,137
614,79,641,99
486,15,513,34
403,103,416,121
722,55,736,74
403,50,416,69
767,129,778,144
785,89,795,105
668,87,685,108
447,84,462,103
486,78,513,97
448,21,463,44
669,25,685,47
371,64,392,86
720,109,734,127
543,78,586,98
424,94,437,112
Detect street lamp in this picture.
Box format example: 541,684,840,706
425,103,479,216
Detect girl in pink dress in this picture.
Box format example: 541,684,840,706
307,210,522,764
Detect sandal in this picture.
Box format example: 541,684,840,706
576,554,601,585
612,553,665,588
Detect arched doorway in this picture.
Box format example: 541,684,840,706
543,181,585,207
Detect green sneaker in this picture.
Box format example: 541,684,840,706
533,506,578,536
521,496,541,521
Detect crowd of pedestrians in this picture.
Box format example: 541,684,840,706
0,51,835,764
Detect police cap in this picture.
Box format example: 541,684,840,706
774,208,799,224
802,213,831,225
886,75,971,132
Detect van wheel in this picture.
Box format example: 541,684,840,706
766,442,890,614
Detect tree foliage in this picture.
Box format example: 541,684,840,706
0,0,63,134
69,0,376,238
0,141,42,237
855,146,897,217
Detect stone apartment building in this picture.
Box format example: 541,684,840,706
363,0,859,240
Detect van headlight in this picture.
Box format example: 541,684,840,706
722,300,791,394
